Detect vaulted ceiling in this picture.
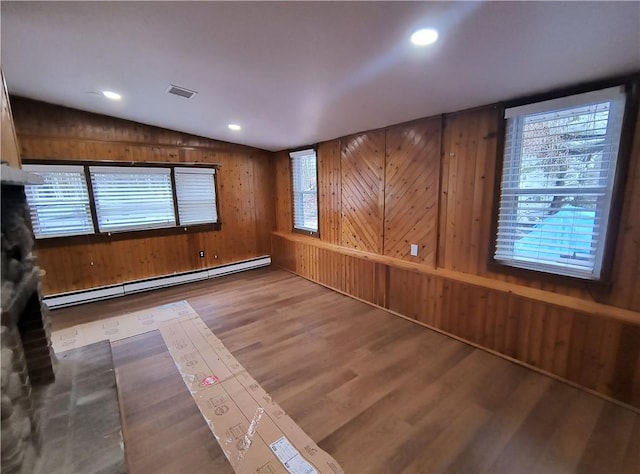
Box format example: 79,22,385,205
2,1,639,151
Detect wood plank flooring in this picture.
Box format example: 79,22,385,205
50,268,640,474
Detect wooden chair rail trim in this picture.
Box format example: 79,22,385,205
272,231,640,326
276,265,640,415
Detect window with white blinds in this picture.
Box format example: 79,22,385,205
174,167,218,225
494,86,627,280
90,166,176,232
290,149,318,233
23,164,94,238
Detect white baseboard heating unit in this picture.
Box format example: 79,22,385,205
43,256,271,309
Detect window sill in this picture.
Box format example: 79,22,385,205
292,227,319,238
486,260,613,293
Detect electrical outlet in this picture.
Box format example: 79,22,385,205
199,250,205,258
410,244,418,256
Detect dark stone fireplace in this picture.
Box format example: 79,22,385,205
1,170,56,473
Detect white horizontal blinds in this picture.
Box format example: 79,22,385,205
90,166,176,232
23,164,94,238
174,167,218,225
290,149,318,232
495,86,626,279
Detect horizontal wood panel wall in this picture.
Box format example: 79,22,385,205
272,101,640,407
11,97,274,295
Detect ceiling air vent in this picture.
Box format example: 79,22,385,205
166,84,197,99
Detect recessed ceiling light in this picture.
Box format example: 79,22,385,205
411,28,438,46
102,90,122,101
228,124,241,131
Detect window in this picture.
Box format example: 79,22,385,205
23,164,94,238
90,166,176,232
22,161,220,238
174,167,218,225
494,85,628,280
290,148,318,233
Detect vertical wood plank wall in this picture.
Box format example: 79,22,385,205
274,150,292,234
317,140,341,245
11,97,275,295
272,102,640,408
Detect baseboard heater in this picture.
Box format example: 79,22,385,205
43,256,271,309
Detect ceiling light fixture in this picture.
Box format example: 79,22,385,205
228,124,241,131
102,90,122,100
411,28,439,46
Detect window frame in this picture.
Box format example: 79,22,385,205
22,159,222,241
22,163,96,239
90,165,177,233
289,146,320,237
489,75,639,285
173,167,219,226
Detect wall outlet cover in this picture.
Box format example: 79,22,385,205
410,244,418,256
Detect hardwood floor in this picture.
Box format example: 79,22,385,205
50,268,640,474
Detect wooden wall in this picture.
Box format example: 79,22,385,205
340,130,385,253
1,72,21,168
11,97,274,295
272,101,640,408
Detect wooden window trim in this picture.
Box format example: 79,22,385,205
22,158,221,169
23,159,223,241
34,222,222,247
488,74,640,288
289,145,320,238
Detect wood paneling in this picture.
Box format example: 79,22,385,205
269,93,640,406
1,72,21,168
317,139,341,245
11,97,274,295
273,150,292,233
12,96,261,154
437,104,640,309
272,233,640,408
274,231,640,325
272,234,378,305
52,268,640,474
609,104,640,310
384,118,440,265
438,106,499,274
252,152,275,256
341,130,385,253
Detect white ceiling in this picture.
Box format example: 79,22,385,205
2,1,639,152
